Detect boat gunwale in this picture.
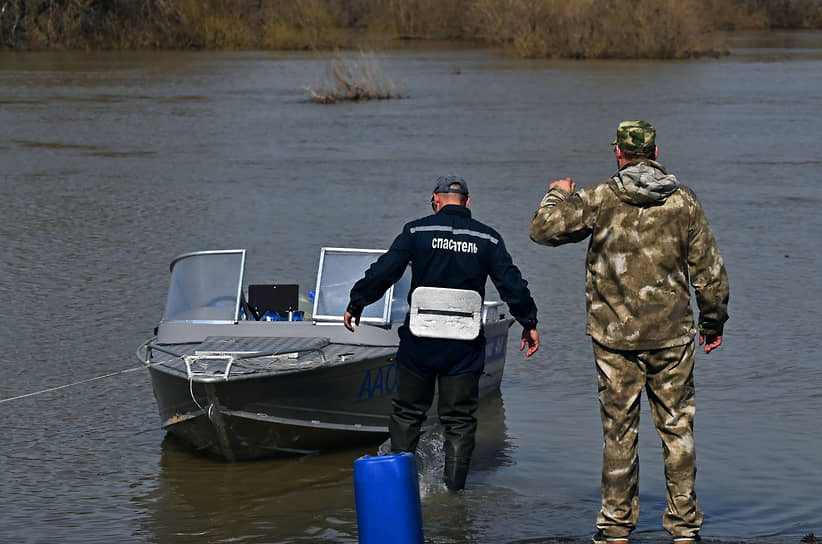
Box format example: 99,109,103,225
140,338,398,382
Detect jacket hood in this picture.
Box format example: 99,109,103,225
609,160,679,205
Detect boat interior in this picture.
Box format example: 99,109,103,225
153,248,505,346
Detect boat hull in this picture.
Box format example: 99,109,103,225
147,328,509,460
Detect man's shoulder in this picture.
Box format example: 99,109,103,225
463,215,504,241
404,213,439,230
579,180,618,202
592,180,616,194
463,212,496,229
674,183,698,198
665,183,701,206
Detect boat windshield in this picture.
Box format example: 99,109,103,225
162,250,246,323
313,248,410,324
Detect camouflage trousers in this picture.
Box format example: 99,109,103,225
593,340,703,539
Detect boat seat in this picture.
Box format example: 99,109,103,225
248,284,300,321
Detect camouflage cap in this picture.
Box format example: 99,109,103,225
611,120,656,154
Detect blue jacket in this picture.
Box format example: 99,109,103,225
347,205,538,376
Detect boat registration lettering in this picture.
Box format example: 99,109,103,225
357,362,398,401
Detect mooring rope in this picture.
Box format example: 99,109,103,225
0,341,329,406
183,355,211,417
0,361,164,405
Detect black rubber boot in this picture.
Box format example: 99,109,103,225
437,372,480,491
389,365,436,453
443,457,472,492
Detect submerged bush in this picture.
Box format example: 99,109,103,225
307,51,407,103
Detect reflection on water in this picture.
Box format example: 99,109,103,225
136,393,510,544
0,32,821,544
141,439,362,544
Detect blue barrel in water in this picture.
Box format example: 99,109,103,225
353,453,423,544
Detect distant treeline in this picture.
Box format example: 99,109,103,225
1,0,821,57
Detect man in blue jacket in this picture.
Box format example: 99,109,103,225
344,175,540,491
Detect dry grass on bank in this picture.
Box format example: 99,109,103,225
2,0,821,55
307,51,407,104
168,0,350,49
472,0,725,58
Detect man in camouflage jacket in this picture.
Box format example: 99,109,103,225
529,121,729,544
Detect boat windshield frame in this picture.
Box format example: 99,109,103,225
312,247,410,326
162,249,246,324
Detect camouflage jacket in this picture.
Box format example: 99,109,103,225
529,160,729,351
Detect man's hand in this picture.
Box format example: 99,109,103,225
520,328,540,357
549,177,576,194
699,333,722,354
343,311,360,332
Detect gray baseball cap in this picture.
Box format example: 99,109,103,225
432,175,469,195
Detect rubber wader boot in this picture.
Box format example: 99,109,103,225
389,365,436,453
437,372,480,491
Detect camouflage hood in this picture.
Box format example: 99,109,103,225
609,160,679,205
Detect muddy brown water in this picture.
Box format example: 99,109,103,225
1,31,820,544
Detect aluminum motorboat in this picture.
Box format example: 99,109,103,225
137,248,514,461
